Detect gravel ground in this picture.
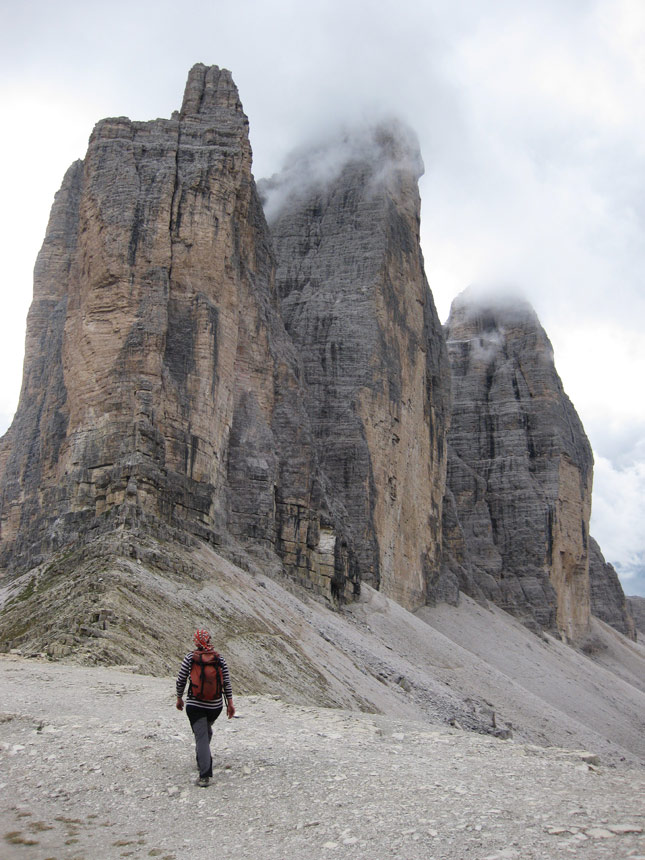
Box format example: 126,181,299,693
1,656,644,860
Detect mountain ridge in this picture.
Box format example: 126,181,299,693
0,65,639,737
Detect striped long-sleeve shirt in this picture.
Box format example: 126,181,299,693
176,651,233,711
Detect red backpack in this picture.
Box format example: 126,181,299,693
190,650,223,701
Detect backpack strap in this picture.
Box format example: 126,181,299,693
213,651,225,702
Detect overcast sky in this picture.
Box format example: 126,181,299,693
1,0,643,595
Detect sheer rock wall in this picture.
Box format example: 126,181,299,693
262,125,450,610
441,291,593,642
0,65,356,601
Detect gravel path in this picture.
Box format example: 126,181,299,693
1,657,644,860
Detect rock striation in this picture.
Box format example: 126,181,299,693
440,289,594,642
261,123,450,610
0,65,356,601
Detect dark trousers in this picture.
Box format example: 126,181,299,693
186,704,222,778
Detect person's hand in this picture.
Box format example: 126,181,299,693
227,700,236,719
176,696,184,711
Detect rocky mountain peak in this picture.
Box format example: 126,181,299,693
180,63,243,117
447,286,544,339
440,287,595,641
260,117,423,223
265,119,450,610
0,64,333,600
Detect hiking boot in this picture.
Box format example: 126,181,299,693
197,776,210,788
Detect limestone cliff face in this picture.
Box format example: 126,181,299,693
262,124,450,610
441,290,593,641
589,538,636,640
0,65,355,601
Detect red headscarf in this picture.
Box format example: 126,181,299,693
193,629,212,650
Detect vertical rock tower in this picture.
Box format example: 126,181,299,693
262,123,450,610
0,65,355,599
441,289,593,641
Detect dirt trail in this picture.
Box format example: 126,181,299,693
1,656,643,860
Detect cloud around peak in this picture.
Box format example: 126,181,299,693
258,117,422,223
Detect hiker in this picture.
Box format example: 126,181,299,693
175,629,235,787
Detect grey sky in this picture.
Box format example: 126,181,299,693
1,0,643,594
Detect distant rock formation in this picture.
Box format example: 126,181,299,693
439,289,593,642
589,538,636,640
261,123,450,610
626,596,645,637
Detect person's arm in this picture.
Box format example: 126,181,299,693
220,656,235,718
175,653,192,710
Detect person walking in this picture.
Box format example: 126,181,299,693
175,629,235,787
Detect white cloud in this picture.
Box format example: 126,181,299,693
551,323,645,441
591,454,645,596
0,86,100,432
259,118,423,222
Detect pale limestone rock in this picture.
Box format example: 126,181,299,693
586,828,616,839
